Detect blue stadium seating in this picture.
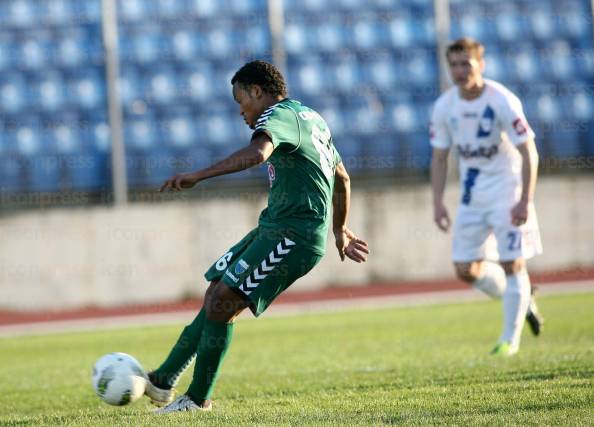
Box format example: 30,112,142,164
0,0,592,195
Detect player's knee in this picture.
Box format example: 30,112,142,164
500,258,525,275
204,282,247,322
454,262,480,283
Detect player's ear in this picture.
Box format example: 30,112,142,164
250,84,263,99
479,57,486,72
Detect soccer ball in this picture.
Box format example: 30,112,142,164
92,352,147,406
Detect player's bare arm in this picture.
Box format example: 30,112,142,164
332,162,369,263
159,133,274,192
511,138,538,226
430,147,451,232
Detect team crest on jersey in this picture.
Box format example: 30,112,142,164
234,259,249,275
267,162,276,187
477,105,495,138
476,105,495,138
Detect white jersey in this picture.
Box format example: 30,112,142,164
430,79,535,208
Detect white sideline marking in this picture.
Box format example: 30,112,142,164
0,280,592,338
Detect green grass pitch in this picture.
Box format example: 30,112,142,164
0,292,592,426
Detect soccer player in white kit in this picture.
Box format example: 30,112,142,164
430,38,544,356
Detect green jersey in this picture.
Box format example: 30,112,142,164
252,98,342,255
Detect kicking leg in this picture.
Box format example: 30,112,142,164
155,281,248,413
146,282,216,405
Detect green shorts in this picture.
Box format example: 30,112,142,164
204,227,323,317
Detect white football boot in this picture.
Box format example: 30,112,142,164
144,372,175,407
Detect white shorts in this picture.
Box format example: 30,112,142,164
452,202,543,263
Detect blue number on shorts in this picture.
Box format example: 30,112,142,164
461,167,480,205
507,231,522,251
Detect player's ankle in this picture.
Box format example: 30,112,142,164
148,371,172,390
186,393,211,407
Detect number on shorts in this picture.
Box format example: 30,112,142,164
507,231,522,251
215,252,233,271
462,167,480,205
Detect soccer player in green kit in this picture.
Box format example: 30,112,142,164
147,60,370,413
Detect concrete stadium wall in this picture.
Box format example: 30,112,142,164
0,175,593,311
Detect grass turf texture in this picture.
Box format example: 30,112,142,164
0,292,592,426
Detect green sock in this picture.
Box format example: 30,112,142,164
152,308,206,389
186,318,234,403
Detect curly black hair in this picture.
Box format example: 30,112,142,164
231,60,288,98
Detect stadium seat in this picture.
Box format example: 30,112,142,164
495,10,525,43
155,0,187,19
284,24,309,54
68,70,106,110
367,55,399,90
228,0,266,16
162,110,197,148
171,29,201,62
205,113,235,146
35,73,66,112
118,0,154,22
146,67,178,105
125,114,159,150
57,28,102,67
511,50,539,83
0,74,27,113
315,22,346,53
78,0,101,22
295,61,326,95
351,20,385,51
483,52,504,81
129,28,165,64
389,102,419,134
19,35,51,70
6,0,37,28
530,9,557,41
239,26,271,57
93,123,111,152
43,0,75,26
14,121,42,157
572,92,593,122
184,64,216,102
190,0,221,19
328,56,362,94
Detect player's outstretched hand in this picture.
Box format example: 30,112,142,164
334,228,369,263
511,200,529,226
159,172,200,192
433,202,451,232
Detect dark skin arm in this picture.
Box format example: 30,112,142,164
159,133,274,192
333,162,369,262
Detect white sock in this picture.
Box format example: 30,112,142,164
473,262,507,299
500,269,532,349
